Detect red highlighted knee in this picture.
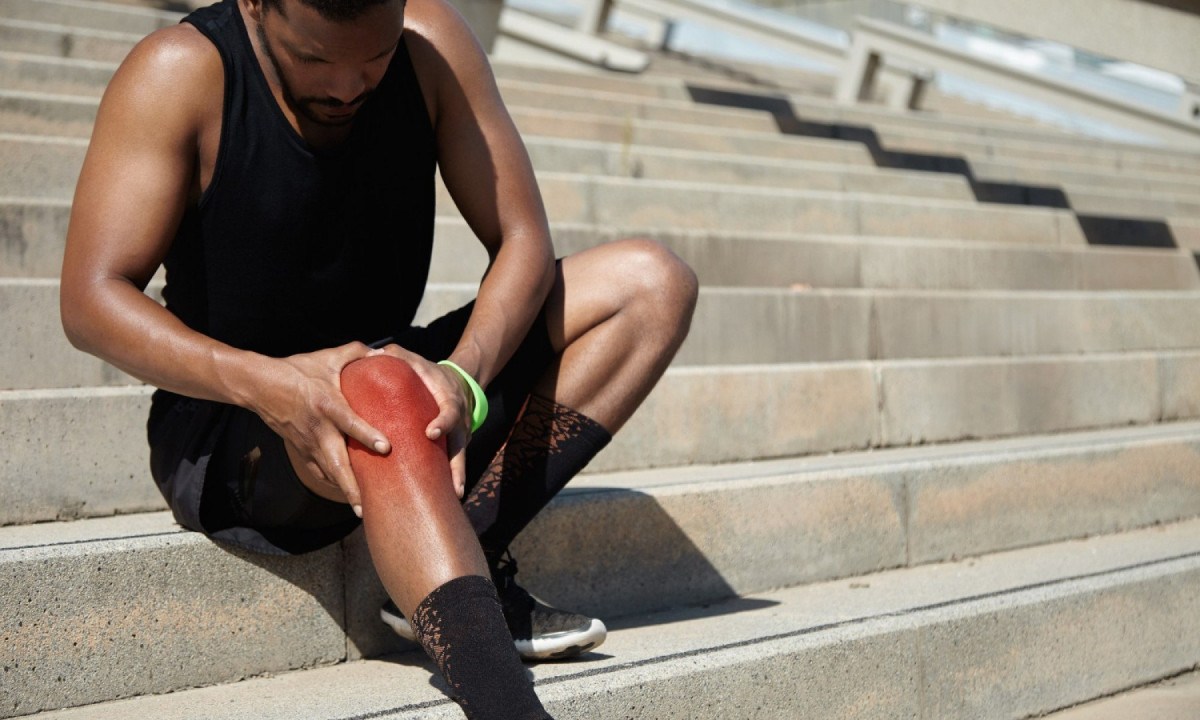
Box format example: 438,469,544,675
341,356,448,496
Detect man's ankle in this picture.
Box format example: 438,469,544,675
410,575,552,719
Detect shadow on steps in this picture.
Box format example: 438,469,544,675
685,85,1180,251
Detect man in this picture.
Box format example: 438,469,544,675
60,0,696,715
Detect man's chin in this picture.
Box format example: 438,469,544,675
301,105,360,127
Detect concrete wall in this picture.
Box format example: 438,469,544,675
909,0,1200,82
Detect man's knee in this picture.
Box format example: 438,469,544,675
341,355,444,462
612,237,699,318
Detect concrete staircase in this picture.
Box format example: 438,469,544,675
4,0,1200,717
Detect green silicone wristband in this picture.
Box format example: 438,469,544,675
438,360,489,433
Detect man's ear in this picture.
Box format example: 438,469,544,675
241,0,266,24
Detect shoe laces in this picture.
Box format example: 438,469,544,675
489,551,535,615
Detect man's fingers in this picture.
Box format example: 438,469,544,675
448,431,468,498
318,434,362,515
368,343,418,363
339,341,373,362
426,405,460,441
332,399,390,455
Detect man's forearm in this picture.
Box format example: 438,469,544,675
447,229,556,388
62,276,275,409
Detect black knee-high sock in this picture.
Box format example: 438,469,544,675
462,395,611,557
410,575,552,720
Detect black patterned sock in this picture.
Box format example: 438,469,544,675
463,395,612,556
410,575,552,720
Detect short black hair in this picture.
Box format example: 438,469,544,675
262,0,401,22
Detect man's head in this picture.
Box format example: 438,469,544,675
260,0,394,22
247,0,406,127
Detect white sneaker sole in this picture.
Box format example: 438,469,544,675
380,608,416,642
515,618,607,661
380,609,606,661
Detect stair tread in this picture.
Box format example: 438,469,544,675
7,417,1200,544
18,516,1200,719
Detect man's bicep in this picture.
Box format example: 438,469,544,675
64,29,212,290
414,5,549,252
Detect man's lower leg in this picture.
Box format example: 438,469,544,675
464,394,612,556
411,576,550,720
342,356,551,718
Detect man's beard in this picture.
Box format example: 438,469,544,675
257,22,373,127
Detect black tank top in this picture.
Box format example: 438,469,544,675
168,0,436,358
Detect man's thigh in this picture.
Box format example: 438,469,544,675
149,391,359,555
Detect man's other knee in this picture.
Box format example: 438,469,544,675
612,237,699,329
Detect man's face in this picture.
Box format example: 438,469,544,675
253,0,405,127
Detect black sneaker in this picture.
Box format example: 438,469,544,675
491,552,607,660
379,554,607,661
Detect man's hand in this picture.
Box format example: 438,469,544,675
367,344,474,497
249,341,389,516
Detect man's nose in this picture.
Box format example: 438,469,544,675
328,70,367,105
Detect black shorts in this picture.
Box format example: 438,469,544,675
147,301,556,555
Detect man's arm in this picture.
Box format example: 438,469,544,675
61,25,390,512
405,0,558,393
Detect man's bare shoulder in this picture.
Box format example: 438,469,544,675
402,0,497,121
101,23,222,129
402,0,476,52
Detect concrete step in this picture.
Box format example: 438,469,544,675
8,49,1187,208
643,51,838,95
967,156,1200,202
13,277,1200,389
863,129,1200,200
3,190,1194,290
7,118,1199,234
0,88,878,167
0,18,143,64
0,45,1178,174
0,89,98,137
505,78,1200,193
432,220,1197,293
4,10,1194,178
0,0,179,36
548,62,1200,174
0,197,71,278
505,78,1200,181
864,121,1200,179
513,75,1200,192
6,352,1200,524
2,173,1089,269
0,51,116,97
1058,185,1200,222
9,511,1200,719
500,78,781,134
520,107,1200,206
1171,217,1200,253
0,131,973,203
5,71,1198,214
1041,671,1200,720
4,61,777,133
489,62,1200,173
0,133,87,200
681,287,1200,365
781,90,1200,169
441,173,1087,243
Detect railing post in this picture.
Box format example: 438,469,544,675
576,0,615,35
892,71,931,111
836,31,881,105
